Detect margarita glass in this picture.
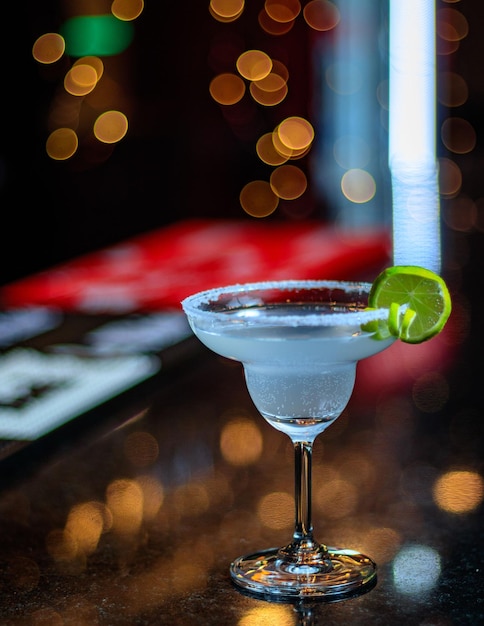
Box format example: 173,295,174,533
182,280,394,600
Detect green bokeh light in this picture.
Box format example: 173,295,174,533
60,15,134,57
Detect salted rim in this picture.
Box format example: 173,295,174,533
181,279,390,327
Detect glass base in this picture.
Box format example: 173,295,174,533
230,546,377,600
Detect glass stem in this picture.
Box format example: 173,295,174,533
293,440,315,547
278,438,331,567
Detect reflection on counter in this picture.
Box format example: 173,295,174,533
0,309,482,623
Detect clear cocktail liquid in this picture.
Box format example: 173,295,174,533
196,303,393,439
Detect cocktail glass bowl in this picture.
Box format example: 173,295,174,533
182,280,394,600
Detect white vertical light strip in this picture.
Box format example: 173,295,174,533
389,0,441,273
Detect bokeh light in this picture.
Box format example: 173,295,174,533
93,110,129,144
433,470,484,514
239,605,295,626
172,482,210,517
438,71,468,107
341,169,376,203
249,81,288,106
303,0,340,31
210,73,246,105
137,475,165,521
220,416,263,465
73,56,105,80
437,7,469,42
111,0,145,21
314,478,358,519
239,180,279,217
439,157,462,198
64,501,108,557
441,117,476,154
258,9,295,35
257,491,293,529
32,33,65,64
60,15,134,57
276,116,314,151
270,164,307,200
46,128,79,160
264,0,301,23
236,50,272,81
256,133,289,166
106,478,144,536
392,545,441,595
64,64,99,96
210,0,245,23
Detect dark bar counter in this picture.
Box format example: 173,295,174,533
0,266,482,626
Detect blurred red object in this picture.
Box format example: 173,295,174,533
0,219,391,313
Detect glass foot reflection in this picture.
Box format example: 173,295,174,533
230,546,377,600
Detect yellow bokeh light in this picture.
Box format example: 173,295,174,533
249,81,288,106
93,110,129,144
277,116,314,151
210,4,244,22
209,73,246,105
264,0,301,23
239,605,295,626
137,475,164,521
256,133,289,166
64,64,99,97
172,483,210,516
111,0,145,21
65,501,109,557
46,128,79,160
73,56,104,81
236,50,272,81
106,479,144,536
433,470,484,513
341,169,376,203
253,70,287,93
240,180,279,217
220,417,263,466
32,33,65,64
258,9,295,35
314,478,358,519
303,0,340,31
270,164,307,200
257,491,293,530
210,0,245,19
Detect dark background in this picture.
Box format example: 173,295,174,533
1,1,482,286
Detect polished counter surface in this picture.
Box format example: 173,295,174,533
0,293,482,626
